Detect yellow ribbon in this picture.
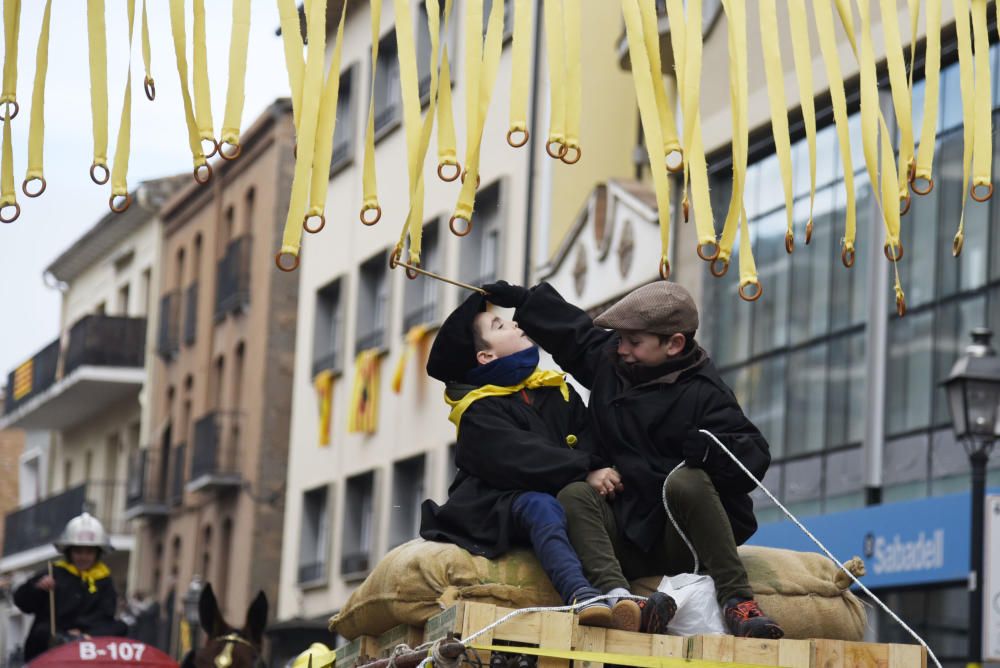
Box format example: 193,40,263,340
360,0,384,225
109,0,137,209
392,325,429,394
543,0,567,157
638,0,679,162
879,0,914,204
912,0,941,192
219,0,253,158
141,0,154,100
507,0,532,149
437,0,460,177
293,643,336,668
314,370,334,447
168,0,209,181
23,0,51,199
951,0,974,256
276,0,305,129
348,350,381,434
969,0,991,200
758,0,794,253
1,0,19,112
87,0,109,183
192,0,216,156
1,114,16,220
444,369,570,433
54,560,111,595
785,0,816,240
561,0,582,162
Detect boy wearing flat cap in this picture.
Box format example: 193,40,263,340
421,293,659,631
482,280,782,639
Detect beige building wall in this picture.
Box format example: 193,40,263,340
0,430,24,554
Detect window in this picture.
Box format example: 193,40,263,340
458,182,502,287
117,284,130,316
140,268,152,317
356,252,390,352
244,189,255,234
373,32,401,137
298,485,330,585
331,66,357,174
213,357,225,411
223,206,235,244
403,221,442,330
314,278,345,376
389,455,425,548
342,472,375,578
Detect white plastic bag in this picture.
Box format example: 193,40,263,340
656,573,727,636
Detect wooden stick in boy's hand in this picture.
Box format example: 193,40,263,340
389,253,487,295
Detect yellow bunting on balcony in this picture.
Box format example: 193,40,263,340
785,0,816,241
314,369,334,447
437,0,460,178
507,0,532,149
141,0,154,100
812,0,856,267
219,0,252,159
392,324,429,394
758,0,794,253
109,0,137,214
168,0,209,182
360,0,384,226
192,0,216,157
87,0,109,186
23,0,52,200
348,350,381,434
13,359,32,400
913,0,941,194
879,0,914,208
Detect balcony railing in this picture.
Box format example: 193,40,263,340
184,282,198,346
64,315,146,376
215,236,252,320
311,350,342,379
125,448,169,520
188,412,242,492
157,290,181,359
355,329,385,354
297,561,326,585
340,551,370,577
170,443,186,506
4,339,59,415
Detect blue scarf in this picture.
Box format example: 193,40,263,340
466,346,540,387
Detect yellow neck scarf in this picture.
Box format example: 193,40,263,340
445,369,570,432
55,559,110,594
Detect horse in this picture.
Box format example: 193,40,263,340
180,583,267,668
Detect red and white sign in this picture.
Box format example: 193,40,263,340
27,637,178,667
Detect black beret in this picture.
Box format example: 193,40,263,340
426,293,487,382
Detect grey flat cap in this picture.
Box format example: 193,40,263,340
593,281,699,334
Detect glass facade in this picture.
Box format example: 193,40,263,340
703,45,1000,524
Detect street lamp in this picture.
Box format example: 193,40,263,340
942,327,1000,668
182,576,204,652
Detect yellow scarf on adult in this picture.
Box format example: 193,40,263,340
55,560,110,594
445,369,570,434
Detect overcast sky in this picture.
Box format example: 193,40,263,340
0,3,288,378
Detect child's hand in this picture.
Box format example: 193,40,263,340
587,468,624,499
35,576,55,591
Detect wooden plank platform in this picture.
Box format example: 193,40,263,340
390,602,929,668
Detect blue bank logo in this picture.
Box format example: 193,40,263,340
867,529,945,576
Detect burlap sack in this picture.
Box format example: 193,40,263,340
329,540,867,642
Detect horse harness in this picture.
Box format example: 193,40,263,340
211,632,260,668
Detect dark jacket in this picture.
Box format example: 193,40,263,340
420,383,607,558
14,563,127,661
513,282,771,552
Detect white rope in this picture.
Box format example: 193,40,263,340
662,462,700,574
695,428,943,668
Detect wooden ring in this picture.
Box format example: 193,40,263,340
405,262,420,280
841,245,856,268
194,163,213,184
219,141,242,161
360,205,382,225
389,249,401,269
0,202,20,223
2,100,18,120
560,145,582,165
201,137,219,159
971,182,994,202
449,215,472,237
710,257,729,278
739,281,763,302
22,177,46,198
90,162,110,185
682,199,690,223
507,128,529,148
275,251,300,272
805,220,813,245
784,232,794,255
900,192,911,216
304,214,325,234
546,140,568,159
658,259,671,281
953,234,964,257
109,193,132,213
460,170,481,189
884,242,904,262
896,293,906,317
696,242,720,261
144,77,156,101
437,162,461,182
665,149,684,173
911,176,934,196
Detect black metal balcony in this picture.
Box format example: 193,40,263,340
125,448,169,520
170,443,186,506
188,412,242,493
215,236,252,320
4,339,59,416
157,290,181,359
64,315,146,376
184,282,198,346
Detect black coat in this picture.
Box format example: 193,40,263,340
420,383,607,558
514,283,771,552
14,564,127,661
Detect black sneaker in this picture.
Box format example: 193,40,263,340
639,592,677,634
722,598,784,639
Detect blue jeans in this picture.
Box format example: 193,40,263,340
511,492,596,604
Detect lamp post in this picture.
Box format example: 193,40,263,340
182,576,204,653
942,328,1000,668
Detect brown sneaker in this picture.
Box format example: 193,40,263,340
610,599,642,632
577,602,613,628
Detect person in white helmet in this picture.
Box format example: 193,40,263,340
13,512,127,660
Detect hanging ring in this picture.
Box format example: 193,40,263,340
109,193,132,213
22,176,46,198
900,192,911,216
437,162,461,182
389,248,401,270
304,214,326,234
906,158,916,184
805,220,814,245
2,100,18,120
90,162,110,185
0,202,20,223
784,232,794,255
841,245,856,268
460,170,481,189
449,215,472,237
665,149,684,173
194,163,213,184
360,204,382,226
219,141,242,161
971,182,994,202
739,281,763,302
560,145,582,165
201,137,219,159
405,261,421,280
911,176,934,196
275,251,300,272
144,76,156,101
896,293,906,317
506,128,529,148
658,258,671,281
710,257,729,278
546,140,568,160
682,199,690,223
953,234,965,257
696,241,720,261
884,242,904,262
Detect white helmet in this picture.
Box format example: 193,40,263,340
53,512,113,553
